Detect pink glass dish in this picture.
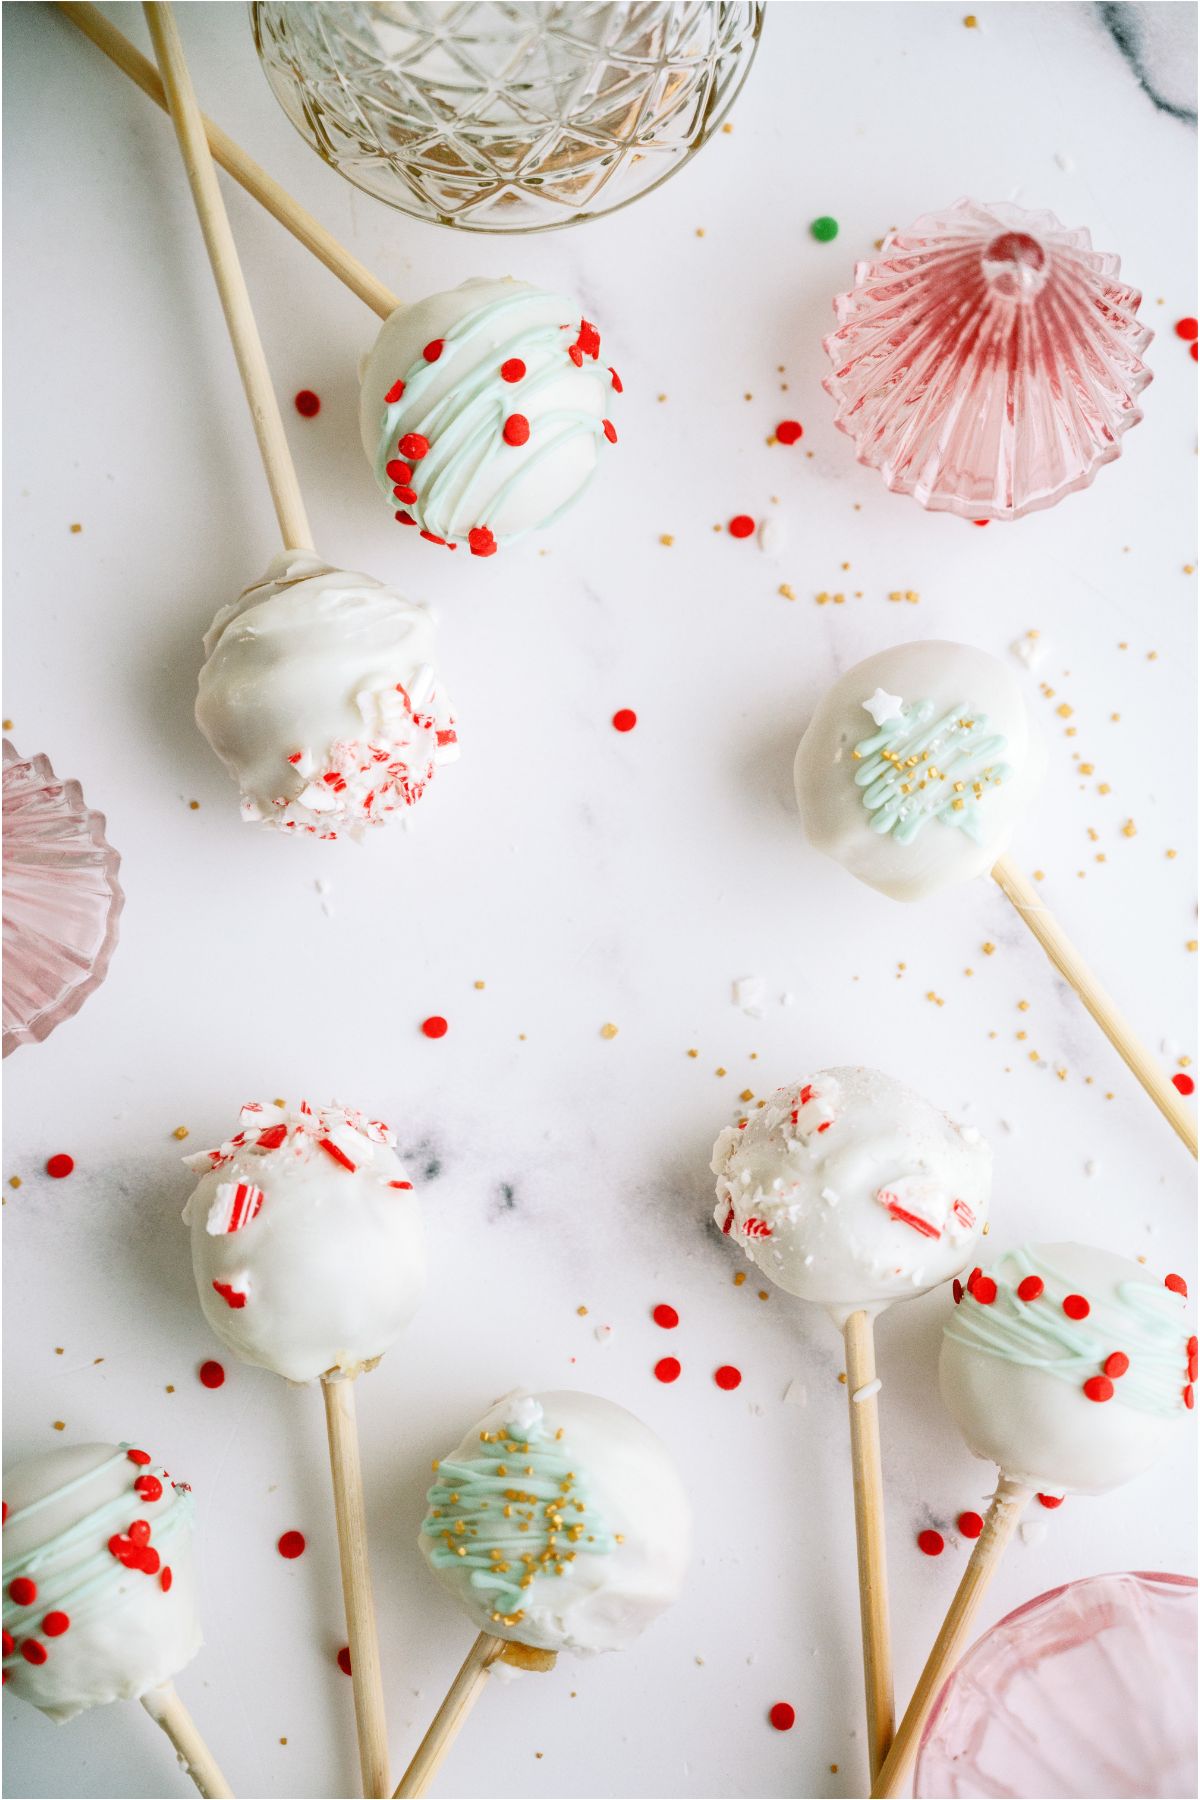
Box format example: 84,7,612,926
915,1571,1197,1798
3,741,124,1057
823,198,1154,521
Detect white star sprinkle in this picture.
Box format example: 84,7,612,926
862,687,905,725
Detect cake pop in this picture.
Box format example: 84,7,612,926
359,279,619,556
195,550,458,838
871,1242,1193,1798
2,1440,229,1794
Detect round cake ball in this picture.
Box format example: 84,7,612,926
419,1390,690,1655
794,640,1044,901
196,551,458,837
359,278,620,555
2,1442,200,1721
711,1067,991,1324
183,1100,425,1384
941,1243,1194,1496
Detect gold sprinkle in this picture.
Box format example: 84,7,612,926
695,227,705,238
982,942,995,956
837,1372,847,1385
69,522,82,534
1167,849,1177,859
657,393,668,403
165,1384,175,1393
172,1125,189,1141
715,1066,727,1078
1121,820,1137,838
280,1738,288,1746
1187,941,1197,953
2,720,12,732
963,12,978,23
722,121,733,133
659,533,675,547
431,1459,440,1472
739,1088,754,1103
1056,704,1073,719
686,1047,698,1058
1098,783,1111,795
474,979,486,990
1017,1000,1030,1012
778,583,796,601
1034,870,1046,882
274,1098,286,1108
188,800,200,811
52,1420,66,1432
757,1289,769,1302
733,1271,746,1287
9,1176,20,1190
576,1305,588,1317
599,1022,619,1039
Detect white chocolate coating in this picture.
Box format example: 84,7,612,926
940,1242,1194,1495
196,551,458,837
184,1101,425,1384
794,641,1043,901
2,1443,200,1721
419,1390,690,1656
712,1067,991,1324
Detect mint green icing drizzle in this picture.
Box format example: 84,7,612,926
853,698,1011,844
944,1247,1188,1419
374,290,611,547
422,1405,616,1627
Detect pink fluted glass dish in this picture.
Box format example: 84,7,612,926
915,1571,1197,1798
3,741,124,1057
823,198,1154,521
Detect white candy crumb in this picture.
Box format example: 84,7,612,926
1054,150,1076,173
780,991,795,1007
1010,631,1051,671
1085,1160,1098,1177
757,515,787,554
594,1322,614,1344
784,1378,807,1407
734,975,766,1017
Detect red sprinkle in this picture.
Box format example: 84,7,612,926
212,1280,247,1310
9,1578,36,1606
502,414,530,447
654,1356,681,1384
1083,1375,1114,1403
612,708,637,733
1165,1273,1188,1298
277,1531,306,1560
394,486,418,505
126,1449,152,1467
1037,1493,1065,1508
134,1475,163,1504
395,511,416,527
917,1530,945,1557
1185,1385,1195,1410
337,1646,352,1676
20,1640,47,1665
768,1701,795,1732
45,1154,74,1179
972,1277,998,1305
421,1015,449,1040
602,418,618,444
1062,1294,1091,1320
423,339,444,362
294,390,320,418
775,420,803,445
952,1279,963,1305
385,461,413,484
609,367,623,393
500,358,526,383
384,379,405,404
1192,342,1198,361
966,1268,983,1293
42,1611,69,1637
972,518,990,527
652,1304,679,1329
1017,1275,1045,1302
728,514,755,539
161,1566,173,1592
957,1512,984,1540
714,1364,742,1391
468,525,497,558
129,1520,151,1547
1175,318,1199,340
1172,1073,1195,1096
1,1632,11,1655
199,1360,225,1389
399,433,429,461
1104,1352,1130,1379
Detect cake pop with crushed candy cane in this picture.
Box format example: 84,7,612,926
196,550,459,839
358,277,620,555
183,1099,425,1384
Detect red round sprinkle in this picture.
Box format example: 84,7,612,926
384,379,405,404
9,1578,36,1606
126,1448,151,1466
1083,1375,1114,1403
1189,1351,1197,1383
972,518,990,526
502,414,530,447
199,1360,226,1390
1037,1493,1065,1508
500,358,526,383
1,1631,11,1655
2,1501,7,1523
1192,342,1198,361
21,1640,46,1665
567,344,584,366
399,433,429,461
654,1356,681,1384
728,514,755,539
1165,1273,1189,1298
395,511,417,527
41,1611,69,1637
385,461,413,484
395,486,419,506
972,1277,998,1305
337,1646,352,1676
952,1279,963,1305
129,1520,151,1547
137,1546,161,1575
602,418,618,444
1062,1294,1090,1320
45,1154,74,1179
612,709,637,733
652,1304,679,1329
1175,318,1199,340
134,1475,163,1503
294,390,320,418
917,1530,945,1557
277,1531,306,1560
423,339,444,362
1017,1275,1044,1302
966,1267,983,1292
609,367,623,393
957,1512,984,1540
161,1566,173,1592
714,1364,742,1391
1185,1385,1195,1409
775,420,803,445
421,1015,448,1040
768,1701,795,1732
1104,1352,1130,1379
1172,1073,1195,1096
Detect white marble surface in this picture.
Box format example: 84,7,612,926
3,4,1196,1797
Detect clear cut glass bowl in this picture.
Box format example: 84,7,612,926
250,1,764,232
915,1571,1197,1798
3,741,124,1057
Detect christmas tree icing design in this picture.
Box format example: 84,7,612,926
853,697,1011,844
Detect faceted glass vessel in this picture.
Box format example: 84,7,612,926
3,742,124,1057
251,1,763,232
823,198,1153,521
915,1571,1197,1798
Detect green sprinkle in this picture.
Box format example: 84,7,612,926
810,215,839,243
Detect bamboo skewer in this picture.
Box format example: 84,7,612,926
58,2,397,321
842,1310,896,1779
992,857,1196,1157
870,1477,1031,1798
394,1637,557,1798
141,1681,235,1799
323,1374,392,1799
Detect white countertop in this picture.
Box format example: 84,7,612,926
3,4,1196,1796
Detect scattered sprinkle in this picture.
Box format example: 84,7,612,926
293,390,321,417
1173,1073,1195,1096
172,1126,189,1141
957,1511,984,1539
917,1529,945,1557
775,420,803,445
198,1361,225,1390
652,1304,680,1330
714,1365,742,1391
421,1015,448,1039
612,708,637,732
728,514,755,539
337,1647,352,1676
277,1531,306,1560
769,1701,796,1732
810,215,839,242
45,1155,74,1180
600,1022,619,1040
654,1356,681,1384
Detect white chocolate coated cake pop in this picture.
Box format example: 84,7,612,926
419,1391,690,1655
940,1243,1195,1496
2,1442,200,1721
359,278,620,556
712,1067,991,1324
183,1100,425,1384
196,551,458,837
794,640,1044,901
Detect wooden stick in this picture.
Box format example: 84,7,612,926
394,1636,557,1798
323,1374,392,1798
842,1309,896,1780
870,1476,1031,1798
992,857,1196,1157
141,1680,234,1798
57,3,397,321
143,2,313,552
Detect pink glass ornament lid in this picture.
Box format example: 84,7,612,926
3,740,124,1057
915,1571,1197,1798
823,198,1154,522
